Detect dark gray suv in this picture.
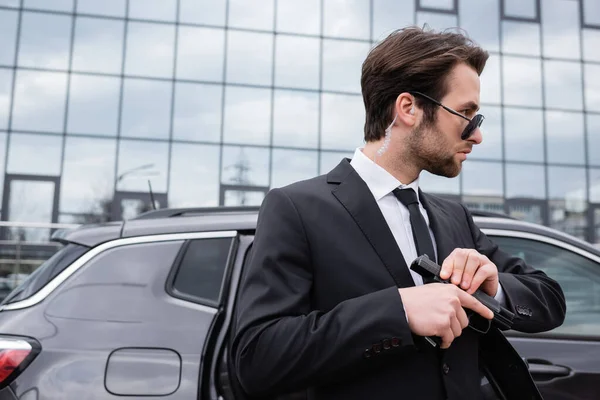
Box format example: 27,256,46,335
0,207,598,400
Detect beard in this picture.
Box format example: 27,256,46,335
405,122,462,178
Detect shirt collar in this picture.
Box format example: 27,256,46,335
349,147,420,201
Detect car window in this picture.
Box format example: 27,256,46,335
169,237,233,306
1,243,89,305
491,235,600,337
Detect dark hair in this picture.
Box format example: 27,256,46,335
361,26,489,142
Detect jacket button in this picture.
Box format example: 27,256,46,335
372,343,382,354
383,339,391,350
442,363,450,374
391,337,400,347
364,349,372,359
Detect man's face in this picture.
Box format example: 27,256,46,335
407,63,483,178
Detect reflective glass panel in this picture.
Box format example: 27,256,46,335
176,27,224,82
273,90,319,149
276,0,320,35
585,64,600,112
12,70,68,133
0,0,19,7
503,56,542,107
72,17,125,75
229,0,274,30
320,93,364,151
544,61,583,111
226,30,273,86
67,74,121,136
541,0,580,59
0,10,18,66
76,0,126,17
221,145,270,187
462,161,503,196
421,0,454,10
271,149,319,188
275,35,319,90
591,168,600,203
504,108,544,162
548,166,587,240
169,143,220,207
583,0,600,26
0,68,12,130
178,0,226,25
173,82,222,143
546,111,585,165
320,151,351,174
7,180,55,242
7,133,62,176
323,0,370,40
588,114,600,166
416,12,458,31
18,12,72,70
504,0,537,19
505,163,545,199
24,0,73,12
583,29,600,62
125,21,175,78
473,106,502,160
502,21,540,56
120,78,172,140
480,54,501,105
459,0,499,52
419,170,460,195
116,140,168,193
128,0,176,22
223,86,271,145
373,0,414,43
322,39,370,94
0,133,7,207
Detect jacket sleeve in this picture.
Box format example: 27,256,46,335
231,188,415,397
461,204,567,333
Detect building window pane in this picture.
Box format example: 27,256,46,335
504,108,544,162
459,0,499,52
72,17,125,75
419,170,460,195
223,86,271,145
67,74,120,136
273,90,319,149
0,10,18,66
116,140,168,193
548,166,587,240
0,69,12,130
0,1,19,7
503,56,542,107
60,137,116,221
271,149,318,188
120,78,172,140
125,22,175,78
276,0,320,35
178,0,226,26
541,0,580,59
544,61,583,111
169,143,220,207
275,35,319,90
7,133,62,176
462,161,503,196
173,82,222,143
324,0,370,40
24,0,73,12
591,168,600,203
546,111,585,165
221,145,270,187
226,31,273,86
503,0,537,19
506,164,545,199
0,133,6,208
320,151,350,175
176,27,224,82
373,0,415,43
588,115,600,167
583,0,600,26
229,0,274,30
18,12,72,70
420,0,454,10
321,93,364,151
12,70,68,133
76,0,126,17
416,12,458,31
585,64,600,112
480,54,501,105
128,0,176,22
583,29,600,62
322,40,369,94
474,106,502,160
502,21,540,56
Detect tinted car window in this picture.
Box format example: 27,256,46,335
491,236,600,337
170,238,233,305
1,243,89,305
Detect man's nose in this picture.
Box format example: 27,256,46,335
469,127,483,144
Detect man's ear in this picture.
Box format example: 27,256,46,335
395,93,417,127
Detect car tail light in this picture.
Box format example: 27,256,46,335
0,337,40,389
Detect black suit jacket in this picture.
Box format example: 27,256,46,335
231,159,566,400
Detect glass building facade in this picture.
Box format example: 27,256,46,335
0,0,599,244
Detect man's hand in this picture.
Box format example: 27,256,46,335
399,284,493,349
440,248,499,297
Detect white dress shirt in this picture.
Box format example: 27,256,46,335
349,148,506,303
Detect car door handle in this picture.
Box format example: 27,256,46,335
526,358,571,382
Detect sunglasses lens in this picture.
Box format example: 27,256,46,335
461,114,485,140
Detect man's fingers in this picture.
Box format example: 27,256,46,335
469,264,492,294
461,251,480,290
440,330,454,349
450,250,467,286
450,315,462,338
457,307,469,330
457,290,493,320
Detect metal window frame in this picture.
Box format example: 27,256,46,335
416,0,458,15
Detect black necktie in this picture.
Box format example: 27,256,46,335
393,188,437,282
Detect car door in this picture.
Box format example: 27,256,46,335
483,230,600,400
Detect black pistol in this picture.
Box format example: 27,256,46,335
410,255,515,347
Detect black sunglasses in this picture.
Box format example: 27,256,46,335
409,91,485,140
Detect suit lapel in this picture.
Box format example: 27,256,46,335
419,190,457,264
328,160,416,288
